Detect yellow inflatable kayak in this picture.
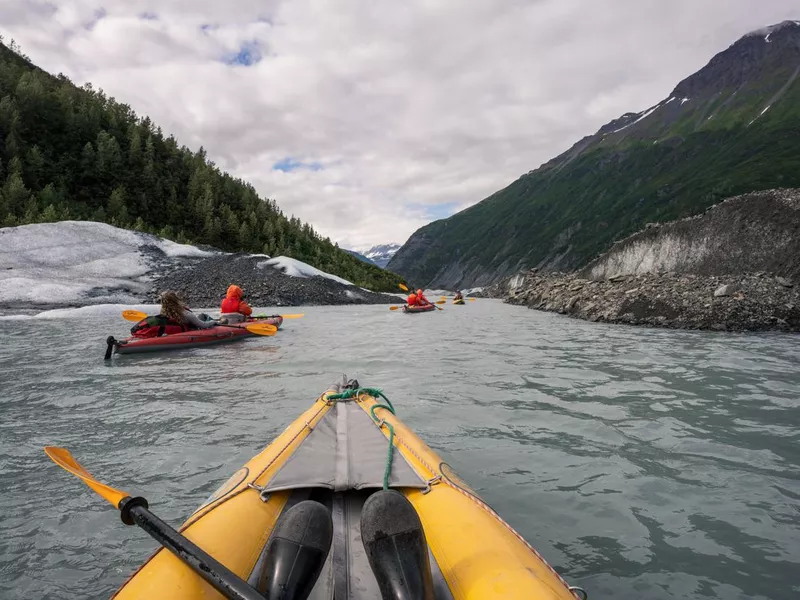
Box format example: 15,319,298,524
46,378,585,600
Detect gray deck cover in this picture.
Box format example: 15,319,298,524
264,401,427,492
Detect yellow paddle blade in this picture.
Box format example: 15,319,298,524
398,283,410,292
122,310,147,322
434,300,447,304
44,447,128,508
469,298,477,301
279,313,304,319
244,323,278,336
389,305,404,311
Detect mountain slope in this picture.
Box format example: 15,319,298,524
344,249,380,267
363,243,401,268
388,21,800,288
0,41,403,292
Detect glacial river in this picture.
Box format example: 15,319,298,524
0,300,798,599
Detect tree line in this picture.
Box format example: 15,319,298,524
0,40,402,291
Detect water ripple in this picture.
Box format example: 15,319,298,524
0,302,798,599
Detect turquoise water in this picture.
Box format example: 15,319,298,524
0,300,798,599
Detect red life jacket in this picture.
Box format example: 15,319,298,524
220,297,244,314
130,315,190,338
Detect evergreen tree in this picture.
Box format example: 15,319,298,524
0,40,403,291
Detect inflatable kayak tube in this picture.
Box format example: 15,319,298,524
402,304,436,313
109,316,283,355
453,299,465,305
112,377,585,600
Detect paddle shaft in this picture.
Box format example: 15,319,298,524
120,497,265,600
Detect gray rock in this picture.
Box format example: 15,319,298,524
777,276,794,288
565,296,579,313
714,284,735,297
499,266,800,332
149,253,399,307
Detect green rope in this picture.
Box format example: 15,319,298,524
370,403,396,490
326,387,397,490
326,387,395,412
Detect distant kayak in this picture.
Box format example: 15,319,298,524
108,316,283,356
453,298,465,305
402,304,436,313
105,378,583,599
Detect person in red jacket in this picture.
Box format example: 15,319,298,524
407,292,418,306
219,285,253,323
416,288,431,306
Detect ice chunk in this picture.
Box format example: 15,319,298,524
259,256,353,286
155,238,215,258
0,221,212,306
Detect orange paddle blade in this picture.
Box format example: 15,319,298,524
122,310,147,322
44,447,128,508
243,323,278,336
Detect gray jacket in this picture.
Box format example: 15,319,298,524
183,309,216,329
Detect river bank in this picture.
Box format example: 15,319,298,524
0,221,399,309
489,188,800,332
497,269,799,332
149,253,399,307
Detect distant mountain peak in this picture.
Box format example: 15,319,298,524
388,22,800,289
671,19,800,103
743,20,800,40
363,243,401,269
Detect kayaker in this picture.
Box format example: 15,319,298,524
416,288,431,306
219,284,253,323
454,291,463,301
407,292,418,306
159,291,216,330
130,291,215,338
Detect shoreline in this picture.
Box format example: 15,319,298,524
494,269,799,332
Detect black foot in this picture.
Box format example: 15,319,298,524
104,336,116,360
257,500,333,600
361,490,434,600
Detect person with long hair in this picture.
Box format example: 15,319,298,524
129,291,216,339
159,291,215,329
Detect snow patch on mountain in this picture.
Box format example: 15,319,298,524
259,256,353,286
362,243,402,268
0,221,357,306
744,20,800,40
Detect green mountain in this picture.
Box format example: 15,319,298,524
388,21,800,289
0,39,403,292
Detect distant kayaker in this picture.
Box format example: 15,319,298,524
219,284,253,323
454,291,463,301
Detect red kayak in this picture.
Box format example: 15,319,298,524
402,304,436,313
107,316,283,356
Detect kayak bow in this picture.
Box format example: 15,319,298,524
46,378,586,600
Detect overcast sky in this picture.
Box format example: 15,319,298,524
2,1,797,250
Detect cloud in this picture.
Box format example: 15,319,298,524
2,0,798,250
